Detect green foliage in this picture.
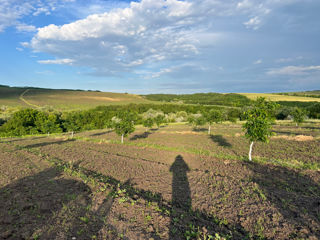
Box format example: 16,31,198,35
243,98,278,143
307,103,320,119
143,118,154,130
113,111,138,140
276,107,292,120
204,109,223,124
291,107,307,126
226,108,240,122
143,93,251,107
154,114,165,128
0,109,63,136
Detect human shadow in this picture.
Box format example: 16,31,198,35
169,155,250,239
209,135,232,147
0,167,117,239
90,130,113,137
248,162,320,239
22,139,76,149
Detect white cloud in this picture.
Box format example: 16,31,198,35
0,0,76,32
25,0,306,77
254,59,262,64
244,16,261,30
16,23,37,32
38,58,74,65
275,56,304,63
267,65,320,75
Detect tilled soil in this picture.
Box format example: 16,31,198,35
0,125,319,240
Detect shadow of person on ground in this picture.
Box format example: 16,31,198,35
209,135,232,147
43,155,255,239
0,166,117,240
169,155,250,239
248,162,320,239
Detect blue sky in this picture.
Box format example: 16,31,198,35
0,0,319,93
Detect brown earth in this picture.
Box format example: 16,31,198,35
0,127,319,240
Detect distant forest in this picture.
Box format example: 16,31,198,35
142,93,251,107
277,90,320,98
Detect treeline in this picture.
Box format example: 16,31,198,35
0,104,240,137
142,93,251,107
1,101,320,137
277,90,320,99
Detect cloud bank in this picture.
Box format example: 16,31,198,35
27,0,288,77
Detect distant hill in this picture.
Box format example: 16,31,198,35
0,85,154,110
277,90,320,98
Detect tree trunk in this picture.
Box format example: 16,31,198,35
121,134,124,144
249,141,254,161
208,125,211,135
71,131,74,138
47,132,50,137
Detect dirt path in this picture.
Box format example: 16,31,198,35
19,89,40,108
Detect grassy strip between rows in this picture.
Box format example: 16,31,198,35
73,136,320,171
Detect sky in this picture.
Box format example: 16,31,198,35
0,0,319,94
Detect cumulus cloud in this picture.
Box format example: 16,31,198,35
24,0,307,77
267,65,320,75
38,58,74,65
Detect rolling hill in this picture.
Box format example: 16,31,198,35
0,85,154,111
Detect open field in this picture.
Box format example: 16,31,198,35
0,86,154,110
239,93,320,102
1,121,319,239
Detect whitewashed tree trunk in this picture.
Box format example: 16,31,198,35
249,141,254,161
208,125,211,135
47,132,49,137
71,131,74,138
121,134,124,144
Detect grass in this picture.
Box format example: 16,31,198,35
239,93,320,102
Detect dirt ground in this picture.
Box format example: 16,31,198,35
0,122,319,239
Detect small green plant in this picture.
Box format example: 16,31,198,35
243,97,278,161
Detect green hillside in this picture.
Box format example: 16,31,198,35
0,85,154,111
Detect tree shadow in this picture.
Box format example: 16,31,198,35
192,127,207,132
247,162,320,239
0,166,118,239
90,130,113,137
209,135,232,147
169,155,251,239
273,131,302,136
22,139,76,149
0,136,46,143
130,131,152,140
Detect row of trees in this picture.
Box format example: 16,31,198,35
0,101,310,142
0,98,314,162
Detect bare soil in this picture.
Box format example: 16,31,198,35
0,122,319,239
